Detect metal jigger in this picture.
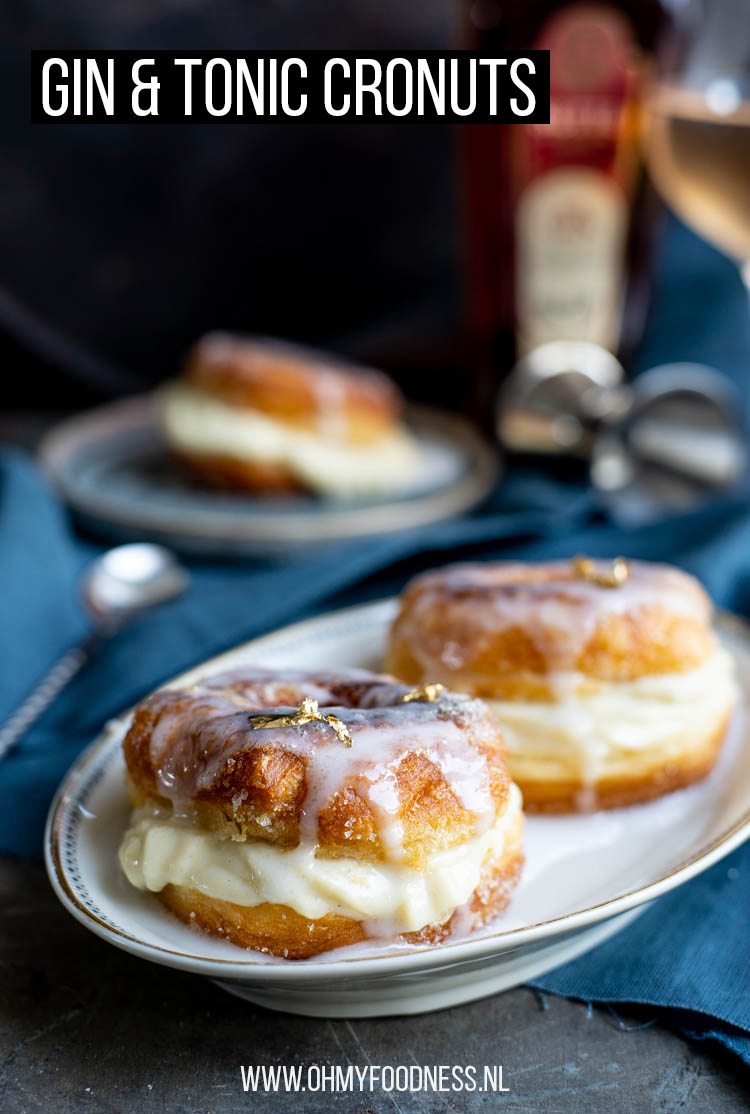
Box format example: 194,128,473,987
497,341,748,521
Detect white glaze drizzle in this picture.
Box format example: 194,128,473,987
139,670,498,862
191,333,396,413
397,560,713,675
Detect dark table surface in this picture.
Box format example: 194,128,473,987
2,857,749,1114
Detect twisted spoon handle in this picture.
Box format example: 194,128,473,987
0,631,105,763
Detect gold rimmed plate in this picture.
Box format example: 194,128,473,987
38,396,499,557
45,602,750,1017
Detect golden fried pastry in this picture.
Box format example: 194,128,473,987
386,558,738,812
159,333,418,498
119,668,523,958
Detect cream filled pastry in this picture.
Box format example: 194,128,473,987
119,668,523,958
386,558,738,811
160,333,419,498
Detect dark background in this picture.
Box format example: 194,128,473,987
7,2,749,420
6,0,463,409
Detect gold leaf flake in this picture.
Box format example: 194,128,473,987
249,697,353,747
572,555,630,589
399,683,447,703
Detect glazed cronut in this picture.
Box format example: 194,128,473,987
119,669,523,957
386,559,738,811
160,333,418,497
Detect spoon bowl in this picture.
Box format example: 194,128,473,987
0,543,189,763
82,543,189,625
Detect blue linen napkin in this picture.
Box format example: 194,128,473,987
2,219,750,1063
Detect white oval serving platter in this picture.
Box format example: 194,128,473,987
45,602,750,1018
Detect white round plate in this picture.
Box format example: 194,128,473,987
45,603,750,1018
38,396,498,556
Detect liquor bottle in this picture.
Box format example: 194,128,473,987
461,0,679,417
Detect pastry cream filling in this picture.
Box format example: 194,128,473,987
160,383,419,498
488,647,737,781
119,783,522,934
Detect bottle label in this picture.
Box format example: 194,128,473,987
515,4,641,354
517,166,626,351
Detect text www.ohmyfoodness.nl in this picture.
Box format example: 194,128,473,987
240,1064,510,1094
